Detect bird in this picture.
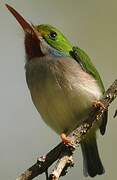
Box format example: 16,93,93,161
6,4,108,177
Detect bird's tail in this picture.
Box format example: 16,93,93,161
81,135,104,177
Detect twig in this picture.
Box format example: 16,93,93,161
113,109,117,118
49,150,74,180
16,143,65,180
16,79,117,180
45,169,49,180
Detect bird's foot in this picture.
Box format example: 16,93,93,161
92,100,106,111
60,133,75,148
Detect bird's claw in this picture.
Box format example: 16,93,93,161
60,133,75,148
92,100,106,110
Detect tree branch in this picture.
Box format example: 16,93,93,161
16,79,117,180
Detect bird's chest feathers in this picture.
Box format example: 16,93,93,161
25,56,102,134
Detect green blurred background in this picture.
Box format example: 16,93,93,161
0,0,116,179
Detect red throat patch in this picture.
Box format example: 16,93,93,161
25,31,44,61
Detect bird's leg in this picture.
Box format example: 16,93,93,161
92,100,106,110
60,133,74,147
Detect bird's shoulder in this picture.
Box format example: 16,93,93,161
70,46,105,93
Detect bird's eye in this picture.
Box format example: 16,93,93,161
49,31,57,40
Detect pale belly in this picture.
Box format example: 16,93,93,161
26,56,102,135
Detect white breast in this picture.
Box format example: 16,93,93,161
25,56,102,134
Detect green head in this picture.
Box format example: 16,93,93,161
36,24,72,54
6,4,73,58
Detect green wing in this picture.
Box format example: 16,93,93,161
71,46,105,93
70,46,108,135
